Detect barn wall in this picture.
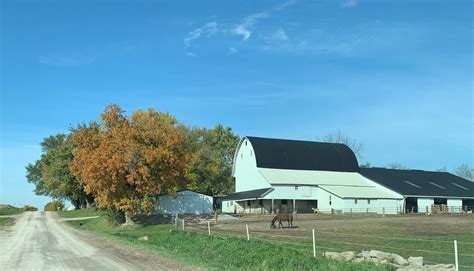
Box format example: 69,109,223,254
317,188,344,212
417,198,434,213
262,185,317,200
155,190,213,215
344,199,403,214
447,199,463,213
234,139,271,192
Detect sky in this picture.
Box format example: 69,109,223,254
1,0,473,209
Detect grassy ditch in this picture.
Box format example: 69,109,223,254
0,208,23,216
67,216,390,270
0,217,15,225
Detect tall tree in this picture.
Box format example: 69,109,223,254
185,124,240,196
70,105,192,224
323,130,364,158
386,162,408,170
454,164,473,181
26,134,90,208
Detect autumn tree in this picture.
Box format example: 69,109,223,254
185,124,240,196
26,134,91,208
70,105,192,224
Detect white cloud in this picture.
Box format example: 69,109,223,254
228,47,238,54
184,21,218,48
271,28,288,41
342,0,357,8
186,52,198,57
231,12,269,41
274,0,297,11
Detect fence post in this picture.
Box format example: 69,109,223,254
175,213,178,228
382,207,385,218
426,206,429,213
246,224,250,241
182,219,185,231
454,240,459,271
312,228,316,258
208,221,211,235
350,208,352,219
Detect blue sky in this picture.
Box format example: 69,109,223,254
1,0,473,208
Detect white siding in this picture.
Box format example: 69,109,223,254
263,185,317,200
233,139,271,192
447,199,463,213
417,198,434,213
344,199,403,214
156,190,213,215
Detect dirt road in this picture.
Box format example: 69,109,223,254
0,212,187,270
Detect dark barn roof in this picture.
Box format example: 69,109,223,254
361,168,474,198
246,136,360,172
221,188,273,201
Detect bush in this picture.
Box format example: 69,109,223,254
22,205,38,211
44,201,65,211
104,208,125,225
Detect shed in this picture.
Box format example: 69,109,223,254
155,190,213,215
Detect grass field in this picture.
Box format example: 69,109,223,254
58,208,102,218
66,213,390,270
0,217,15,225
0,208,23,216
189,214,474,270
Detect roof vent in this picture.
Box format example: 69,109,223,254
451,183,469,190
404,181,421,188
428,182,446,190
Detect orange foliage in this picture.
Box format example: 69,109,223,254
70,105,191,218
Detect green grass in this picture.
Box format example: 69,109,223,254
0,208,22,216
66,216,390,270
58,208,102,218
0,217,14,225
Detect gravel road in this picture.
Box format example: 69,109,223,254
0,212,189,270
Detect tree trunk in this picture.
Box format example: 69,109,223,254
124,213,135,226
85,195,95,209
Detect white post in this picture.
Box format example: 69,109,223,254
312,228,316,258
246,224,250,241
182,219,185,231
208,221,211,235
454,240,459,271
383,207,385,218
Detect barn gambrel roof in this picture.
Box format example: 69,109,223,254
244,136,360,172
361,168,474,199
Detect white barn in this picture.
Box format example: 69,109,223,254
155,190,213,215
222,136,404,215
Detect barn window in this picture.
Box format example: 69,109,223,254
281,199,288,204
250,151,253,156
247,200,251,206
295,186,298,190
329,195,332,206
230,201,233,206
245,140,247,146
367,199,371,204
259,199,263,206
355,199,358,204
241,154,243,159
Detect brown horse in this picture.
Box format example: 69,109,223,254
270,213,293,228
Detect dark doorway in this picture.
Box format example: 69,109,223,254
462,199,474,211
434,198,447,205
405,197,418,213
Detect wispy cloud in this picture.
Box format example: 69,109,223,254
342,0,357,8
38,54,95,66
228,47,238,55
184,21,218,48
231,12,270,41
186,52,198,57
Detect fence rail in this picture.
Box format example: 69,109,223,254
175,217,474,270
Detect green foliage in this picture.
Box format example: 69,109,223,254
44,201,65,211
21,205,38,211
26,133,91,208
185,124,240,196
67,216,388,271
104,208,125,225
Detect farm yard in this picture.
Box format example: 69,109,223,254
186,213,474,270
